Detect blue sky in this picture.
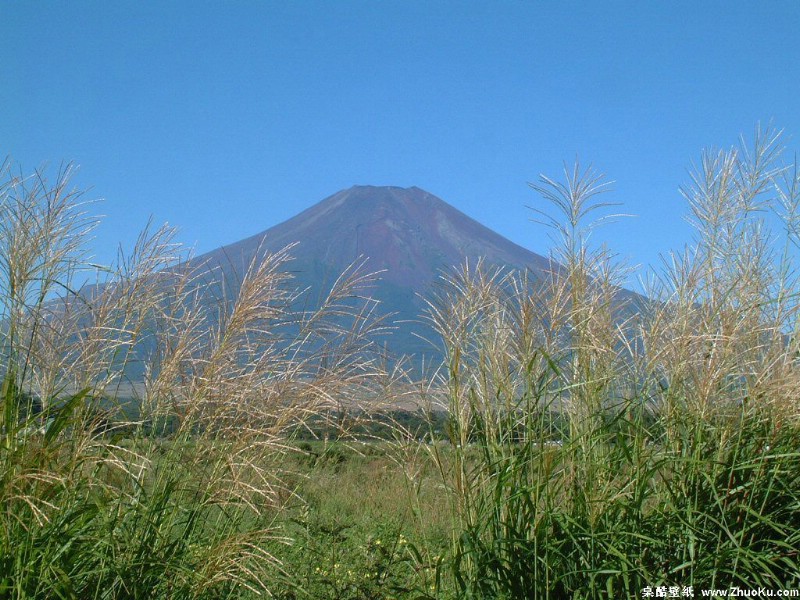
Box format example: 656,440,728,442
3,2,800,290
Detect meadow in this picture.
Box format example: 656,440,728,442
1,127,799,599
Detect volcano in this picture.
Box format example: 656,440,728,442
191,185,556,359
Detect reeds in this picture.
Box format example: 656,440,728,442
415,126,800,598
0,160,389,597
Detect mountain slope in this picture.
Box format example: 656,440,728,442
191,185,555,359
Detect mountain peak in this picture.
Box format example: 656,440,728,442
325,185,436,210
193,185,551,357
200,184,551,285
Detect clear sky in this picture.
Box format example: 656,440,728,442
3,1,800,290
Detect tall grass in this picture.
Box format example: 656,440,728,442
416,127,800,598
0,160,389,598
3,127,800,599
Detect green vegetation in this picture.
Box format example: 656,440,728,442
414,127,800,597
2,127,800,598
0,160,390,598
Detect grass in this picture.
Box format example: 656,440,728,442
409,125,800,598
0,159,391,598
265,440,450,599
2,125,800,598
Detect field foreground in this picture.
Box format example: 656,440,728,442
2,130,800,598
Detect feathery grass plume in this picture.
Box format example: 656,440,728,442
415,161,640,597
0,159,391,598
412,130,800,598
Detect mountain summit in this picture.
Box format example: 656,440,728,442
193,185,552,357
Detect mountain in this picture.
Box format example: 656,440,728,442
190,185,556,360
